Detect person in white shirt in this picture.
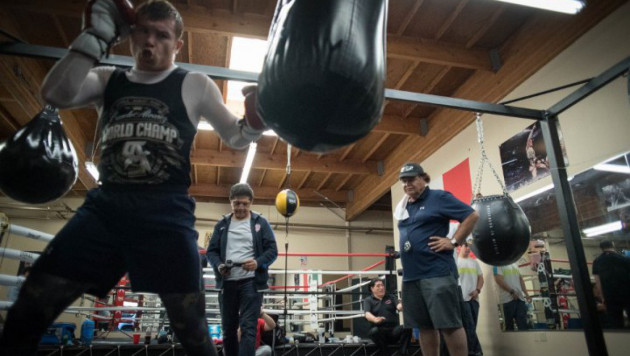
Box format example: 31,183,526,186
457,244,483,355
206,183,278,356
493,263,531,331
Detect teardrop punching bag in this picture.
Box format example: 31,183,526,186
470,195,531,266
257,0,387,153
0,105,79,204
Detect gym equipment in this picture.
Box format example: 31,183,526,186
0,105,78,204
471,195,531,266
275,189,300,218
257,0,387,152
470,114,531,266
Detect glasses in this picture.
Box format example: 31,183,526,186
231,200,251,207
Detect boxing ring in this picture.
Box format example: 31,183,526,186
0,35,628,356
0,222,420,356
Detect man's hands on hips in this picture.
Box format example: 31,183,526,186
428,236,454,252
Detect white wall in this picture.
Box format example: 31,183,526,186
390,2,630,355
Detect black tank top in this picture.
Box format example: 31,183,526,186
98,68,196,189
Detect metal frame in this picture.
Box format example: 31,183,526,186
1,41,629,356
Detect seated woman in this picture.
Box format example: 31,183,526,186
364,279,412,355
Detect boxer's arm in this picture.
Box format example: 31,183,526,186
183,72,262,149
41,54,112,109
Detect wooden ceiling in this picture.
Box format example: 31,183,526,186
0,0,626,221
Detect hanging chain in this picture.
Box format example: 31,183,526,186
285,144,292,189
473,113,508,197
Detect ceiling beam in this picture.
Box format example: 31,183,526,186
190,149,379,175
387,35,492,71
346,0,626,221
4,0,272,39
6,1,494,71
189,184,348,203
0,103,20,132
373,115,422,135
395,0,425,36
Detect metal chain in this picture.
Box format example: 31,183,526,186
472,113,508,196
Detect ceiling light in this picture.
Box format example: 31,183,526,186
198,121,276,136
494,0,585,14
240,142,257,183
583,221,622,237
593,163,630,174
513,176,574,203
85,161,99,181
514,183,554,203
198,121,213,131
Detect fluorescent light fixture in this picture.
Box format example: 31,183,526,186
198,121,213,131
513,176,574,203
514,183,554,203
85,161,99,181
227,37,268,101
197,121,276,136
583,221,622,237
594,163,630,174
495,0,585,14
240,142,257,183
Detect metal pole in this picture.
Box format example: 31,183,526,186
539,116,607,356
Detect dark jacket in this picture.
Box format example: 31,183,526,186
206,211,278,290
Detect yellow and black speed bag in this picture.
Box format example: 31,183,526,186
275,189,300,218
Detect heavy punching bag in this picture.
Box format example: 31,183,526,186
257,0,387,153
470,194,531,266
0,105,78,204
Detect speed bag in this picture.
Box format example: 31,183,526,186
470,194,531,266
0,105,78,204
258,0,387,153
276,189,300,218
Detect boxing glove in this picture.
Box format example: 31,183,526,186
70,0,135,61
242,85,267,131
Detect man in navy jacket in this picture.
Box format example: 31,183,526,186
206,183,278,356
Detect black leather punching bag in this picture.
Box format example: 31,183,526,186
470,194,531,266
0,105,78,203
258,0,387,153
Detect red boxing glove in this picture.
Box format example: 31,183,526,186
242,85,266,131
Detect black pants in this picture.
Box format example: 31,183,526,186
368,325,412,354
605,301,630,329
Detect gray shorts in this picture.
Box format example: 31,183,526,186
402,275,463,330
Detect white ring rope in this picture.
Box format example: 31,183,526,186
0,247,40,263
0,274,25,287
7,224,54,242
0,233,391,334
201,268,396,275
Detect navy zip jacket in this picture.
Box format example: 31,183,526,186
206,211,278,290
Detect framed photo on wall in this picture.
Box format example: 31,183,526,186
499,121,568,192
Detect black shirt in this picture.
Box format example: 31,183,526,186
592,251,630,303
363,294,400,327
100,68,196,188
